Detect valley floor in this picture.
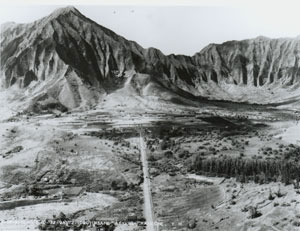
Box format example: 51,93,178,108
0,97,300,230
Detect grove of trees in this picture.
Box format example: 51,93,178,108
192,156,300,185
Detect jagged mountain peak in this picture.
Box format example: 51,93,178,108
54,5,79,13
2,6,300,111
48,6,82,19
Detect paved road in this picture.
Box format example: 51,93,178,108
139,129,158,231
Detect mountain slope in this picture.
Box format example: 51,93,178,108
1,6,200,110
191,37,300,103
1,6,300,110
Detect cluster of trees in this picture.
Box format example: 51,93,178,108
88,128,139,140
192,156,300,185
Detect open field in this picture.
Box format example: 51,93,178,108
0,108,146,230
0,100,299,230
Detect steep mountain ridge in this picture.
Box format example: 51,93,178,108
1,6,300,110
193,36,300,86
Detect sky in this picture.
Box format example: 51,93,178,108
1,0,300,56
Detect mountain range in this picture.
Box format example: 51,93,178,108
1,6,300,110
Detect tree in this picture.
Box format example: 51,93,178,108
111,180,119,190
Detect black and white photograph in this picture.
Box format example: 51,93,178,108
1,0,300,230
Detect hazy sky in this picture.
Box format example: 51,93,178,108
1,1,300,55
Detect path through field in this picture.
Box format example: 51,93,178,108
140,129,158,231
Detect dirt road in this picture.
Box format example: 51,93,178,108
139,129,158,231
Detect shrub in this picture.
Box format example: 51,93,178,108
164,151,173,158
248,206,262,219
148,155,157,162
268,189,275,200
292,221,300,227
